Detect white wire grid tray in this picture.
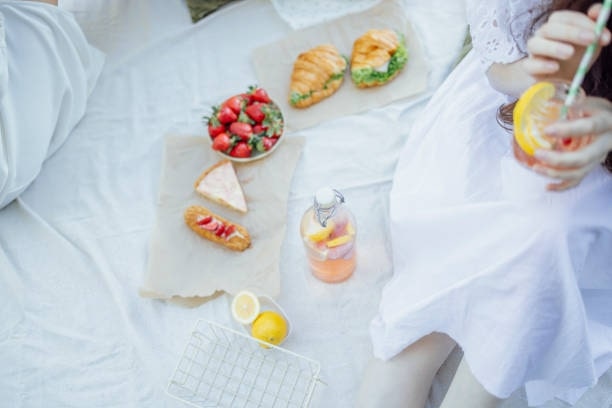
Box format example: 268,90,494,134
167,319,321,408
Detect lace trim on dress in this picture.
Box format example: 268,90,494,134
467,0,551,68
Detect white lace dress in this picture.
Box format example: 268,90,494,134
370,0,612,405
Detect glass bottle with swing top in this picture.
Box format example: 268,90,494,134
299,187,357,283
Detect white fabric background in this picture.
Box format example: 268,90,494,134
0,0,610,407
0,1,104,209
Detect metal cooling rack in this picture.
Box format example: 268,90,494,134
167,319,321,408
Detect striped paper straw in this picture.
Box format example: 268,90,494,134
562,0,612,117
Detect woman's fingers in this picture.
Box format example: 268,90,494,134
522,58,559,76
545,98,612,137
535,15,598,47
536,144,608,169
527,36,575,60
533,159,599,191
524,8,610,79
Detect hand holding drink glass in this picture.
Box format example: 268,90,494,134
512,79,591,170
514,0,612,190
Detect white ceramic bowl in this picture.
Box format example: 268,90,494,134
207,97,285,164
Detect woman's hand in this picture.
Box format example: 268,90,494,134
523,4,611,81
533,97,612,191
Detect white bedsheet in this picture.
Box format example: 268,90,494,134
1,0,610,407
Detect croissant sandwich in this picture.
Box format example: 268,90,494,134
184,205,251,251
289,44,348,108
350,29,408,88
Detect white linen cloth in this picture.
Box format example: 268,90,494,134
370,0,612,406
0,1,104,209
270,0,381,29
0,0,610,407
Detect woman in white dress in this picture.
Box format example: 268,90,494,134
358,1,612,407
0,0,104,209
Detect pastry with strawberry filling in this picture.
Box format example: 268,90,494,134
350,29,408,88
289,44,347,108
184,206,251,251
194,159,248,213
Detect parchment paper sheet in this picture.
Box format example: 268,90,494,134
141,135,305,302
252,0,429,132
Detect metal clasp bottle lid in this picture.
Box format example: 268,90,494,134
313,187,344,227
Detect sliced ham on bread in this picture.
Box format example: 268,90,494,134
194,159,247,213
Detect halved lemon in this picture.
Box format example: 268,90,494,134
306,220,335,243
231,290,260,325
513,81,556,156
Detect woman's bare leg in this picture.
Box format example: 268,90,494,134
356,332,456,408
439,357,502,408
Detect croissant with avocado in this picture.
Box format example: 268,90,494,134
350,29,408,88
289,44,347,108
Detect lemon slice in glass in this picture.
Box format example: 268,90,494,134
513,81,556,156
231,290,260,325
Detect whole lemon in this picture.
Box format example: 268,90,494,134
251,311,288,348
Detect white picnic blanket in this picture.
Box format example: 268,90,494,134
1,0,610,407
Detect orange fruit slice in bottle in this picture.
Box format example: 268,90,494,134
513,81,556,156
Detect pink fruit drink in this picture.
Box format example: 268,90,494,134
513,80,591,169
300,187,357,283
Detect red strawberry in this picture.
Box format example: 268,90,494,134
229,142,252,158
261,136,276,151
207,115,225,137
196,216,213,226
253,124,266,135
212,132,232,151
217,105,237,124
245,103,266,122
261,104,283,137
248,85,271,104
229,122,253,141
223,95,245,114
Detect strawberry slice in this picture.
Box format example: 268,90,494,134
215,224,226,237
224,224,236,237
196,216,213,225
201,220,218,231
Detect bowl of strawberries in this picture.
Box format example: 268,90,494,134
205,85,284,163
